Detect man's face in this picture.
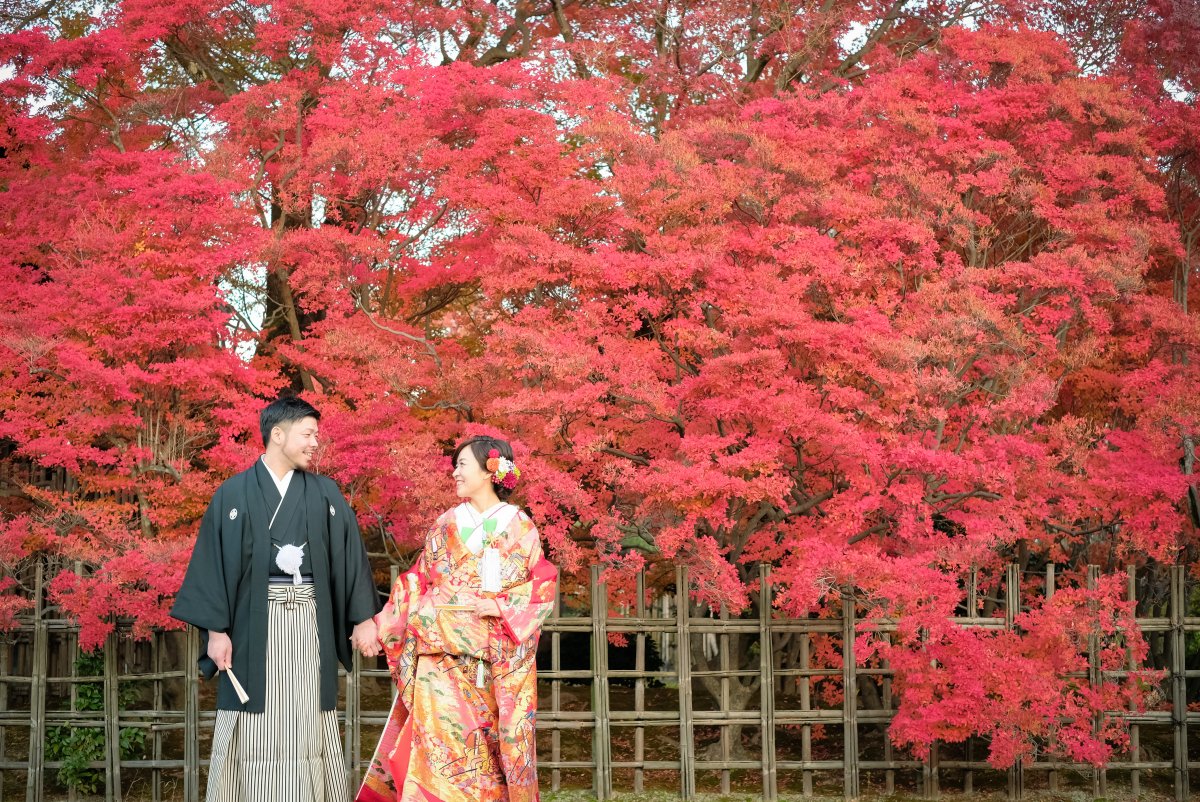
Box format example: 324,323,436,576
272,416,319,471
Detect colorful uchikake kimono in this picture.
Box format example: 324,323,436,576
357,504,557,802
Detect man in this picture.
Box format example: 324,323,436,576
172,396,382,801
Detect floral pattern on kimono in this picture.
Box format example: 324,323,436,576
356,507,557,802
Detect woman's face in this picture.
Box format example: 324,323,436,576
453,446,494,500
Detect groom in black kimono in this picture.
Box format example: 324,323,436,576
172,396,381,800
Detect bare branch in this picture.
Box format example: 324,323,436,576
355,294,444,369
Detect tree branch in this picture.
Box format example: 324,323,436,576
355,295,444,369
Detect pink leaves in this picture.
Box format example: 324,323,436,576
1,0,1196,775
879,572,1154,768
49,541,191,650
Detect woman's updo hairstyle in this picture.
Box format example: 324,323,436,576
451,436,518,501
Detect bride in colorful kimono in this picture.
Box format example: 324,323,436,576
357,436,558,802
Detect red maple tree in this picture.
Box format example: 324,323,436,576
1,0,1196,768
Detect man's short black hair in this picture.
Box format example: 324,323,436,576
260,397,321,446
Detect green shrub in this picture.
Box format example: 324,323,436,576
44,651,146,794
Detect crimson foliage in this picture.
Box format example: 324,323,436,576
1,0,1197,767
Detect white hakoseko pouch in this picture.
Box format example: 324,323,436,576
480,546,502,593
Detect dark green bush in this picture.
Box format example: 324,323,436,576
44,651,146,794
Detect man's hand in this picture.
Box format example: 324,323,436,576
351,618,381,658
207,631,232,670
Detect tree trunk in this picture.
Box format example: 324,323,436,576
689,617,759,760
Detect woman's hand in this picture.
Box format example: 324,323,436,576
351,618,382,658
474,599,501,618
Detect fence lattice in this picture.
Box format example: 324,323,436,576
0,563,1196,802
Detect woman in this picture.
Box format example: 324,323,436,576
357,436,558,802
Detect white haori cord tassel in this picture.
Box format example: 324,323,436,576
274,543,306,585
476,657,485,688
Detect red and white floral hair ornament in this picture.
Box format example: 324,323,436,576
485,448,521,490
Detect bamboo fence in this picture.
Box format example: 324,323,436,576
0,563,1196,802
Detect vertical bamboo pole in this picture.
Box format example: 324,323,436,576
1006,754,1024,801
964,566,978,794
922,745,931,799
842,587,859,801
26,621,47,802
591,565,612,801
923,742,940,800
67,628,78,802
0,617,8,802
1005,564,1022,802
1045,565,1057,793
677,566,696,801
634,570,646,794
800,631,813,797
719,600,731,795
966,565,978,617
104,632,123,802
1086,565,1104,798
1004,565,1019,630
346,650,361,790
1127,566,1140,797
26,561,46,802
759,564,777,802
1170,565,1189,802
152,635,162,802
883,649,895,796
662,595,672,672
184,628,200,802
68,560,83,802
551,582,561,793
963,738,973,795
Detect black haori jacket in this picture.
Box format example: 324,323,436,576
171,461,380,712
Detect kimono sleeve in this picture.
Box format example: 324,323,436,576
376,551,428,692
494,518,557,644
169,490,231,679
336,491,381,627
376,553,423,657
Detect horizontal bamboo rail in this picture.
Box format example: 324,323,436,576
0,563,1195,802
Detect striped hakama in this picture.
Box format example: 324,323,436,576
206,584,349,802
